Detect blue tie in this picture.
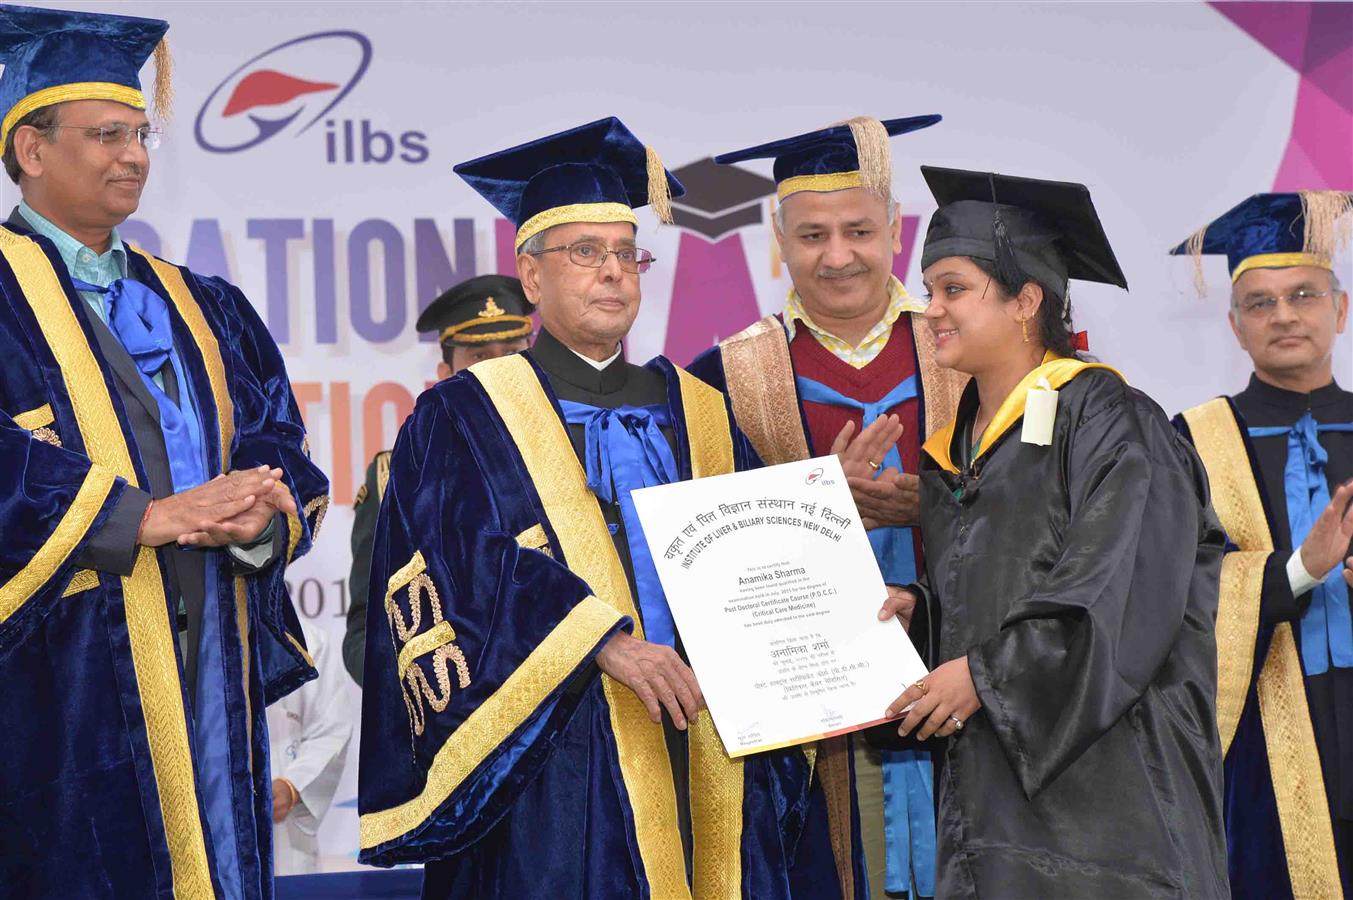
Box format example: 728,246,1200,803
558,400,681,648
73,277,209,494
794,374,919,584
1249,413,1353,675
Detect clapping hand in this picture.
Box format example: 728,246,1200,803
139,465,295,548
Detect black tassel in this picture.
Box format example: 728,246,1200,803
989,173,1026,290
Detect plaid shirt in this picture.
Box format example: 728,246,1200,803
783,275,926,369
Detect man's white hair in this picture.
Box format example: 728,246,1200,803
516,230,549,256
773,194,900,233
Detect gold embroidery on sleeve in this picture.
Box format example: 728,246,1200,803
303,495,330,542
515,523,552,557
384,552,472,737
31,426,61,447
61,568,100,598
13,403,54,430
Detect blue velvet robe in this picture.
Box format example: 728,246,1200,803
1176,391,1350,899
357,350,845,898
0,222,329,898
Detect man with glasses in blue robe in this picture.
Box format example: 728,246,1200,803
1173,192,1353,899
357,117,851,899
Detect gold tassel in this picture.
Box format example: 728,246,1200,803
1299,190,1353,263
1184,223,1210,297
152,36,174,123
840,116,892,200
645,145,673,224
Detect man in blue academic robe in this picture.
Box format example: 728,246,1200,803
1174,192,1353,899
358,117,851,898
0,7,329,897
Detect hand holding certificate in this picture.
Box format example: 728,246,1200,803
632,455,927,757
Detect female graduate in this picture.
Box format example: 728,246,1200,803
879,168,1230,898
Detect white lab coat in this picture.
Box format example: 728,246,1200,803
267,619,352,875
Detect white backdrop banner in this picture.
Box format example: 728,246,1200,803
6,0,1349,871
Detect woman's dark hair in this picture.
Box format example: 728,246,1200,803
967,255,1076,357
2,104,61,184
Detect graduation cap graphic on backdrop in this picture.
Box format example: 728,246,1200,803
669,157,776,241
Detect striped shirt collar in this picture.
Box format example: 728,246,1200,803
783,275,926,368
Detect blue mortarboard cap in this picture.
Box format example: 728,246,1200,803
0,5,170,147
1171,191,1353,285
714,115,941,201
454,116,686,251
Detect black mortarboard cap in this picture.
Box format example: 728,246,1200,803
920,166,1128,296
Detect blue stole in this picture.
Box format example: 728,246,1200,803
794,374,919,585
558,400,681,647
1249,413,1353,675
75,277,246,897
72,277,209,493
793,372,933,894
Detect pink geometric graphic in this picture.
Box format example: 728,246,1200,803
1211,2,1353,190
664,232,762,366
892,215,921,282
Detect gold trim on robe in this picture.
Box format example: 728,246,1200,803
0,229,214,896
0,467,114,620
61,568,101,598
13,402,54,431
468,353,690,897
129,248,235,466
358,595,623,849
514,523,552,556
1180,396,1342,898
674,366,746,896
718,315,812,466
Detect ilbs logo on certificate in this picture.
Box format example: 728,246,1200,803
632,455,928,757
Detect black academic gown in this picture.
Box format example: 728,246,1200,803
1233,375,1353,884
913,371,1229,898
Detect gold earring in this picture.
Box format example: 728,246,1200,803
1021,317,1029,344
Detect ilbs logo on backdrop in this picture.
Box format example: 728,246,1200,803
193,30,428,163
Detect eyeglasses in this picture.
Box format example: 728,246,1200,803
1235,289,1331,318
47,124,162,150
529,240,656,274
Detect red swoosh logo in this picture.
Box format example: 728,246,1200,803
222,69,339,117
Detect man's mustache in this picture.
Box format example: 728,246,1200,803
817,264,869,279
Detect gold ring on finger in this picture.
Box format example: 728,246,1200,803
913,679,929,696
867,459,880,470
